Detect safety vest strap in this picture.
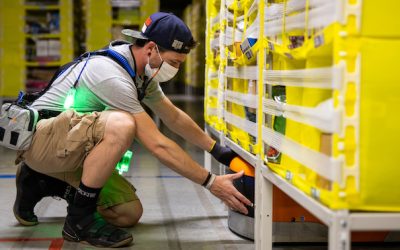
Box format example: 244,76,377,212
31,41,148,103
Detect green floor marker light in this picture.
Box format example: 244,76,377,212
116,150,133,175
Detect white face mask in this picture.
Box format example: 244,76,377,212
144,46,179,82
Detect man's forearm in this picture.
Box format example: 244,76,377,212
164,109,215,152
152,136,209,184
134,111,210,185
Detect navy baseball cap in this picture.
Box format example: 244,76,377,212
122,12,195,54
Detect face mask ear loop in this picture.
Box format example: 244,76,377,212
148,45,164,80
150,61,163,79
155,45,163,62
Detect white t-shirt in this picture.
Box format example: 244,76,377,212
31,43,164,114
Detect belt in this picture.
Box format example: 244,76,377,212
38,109,62,120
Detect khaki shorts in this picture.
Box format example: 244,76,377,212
17,110,138,208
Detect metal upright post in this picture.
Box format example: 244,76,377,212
204,126,212,172
256,160,273,250
329,210,350,250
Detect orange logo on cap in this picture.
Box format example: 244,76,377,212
145,17,152,26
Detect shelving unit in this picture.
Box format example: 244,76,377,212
1,0,158,99
80,0,158,52
206,124,400,249
205,0,400,249
110,0,159,41
24,0,73,93
0,0,25,102
258,164,400,250
78,0,112,52
0,0,73,101
183,0,206,91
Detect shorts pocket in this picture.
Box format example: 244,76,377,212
64,114,98,153
35,118,55,135
21,111,101,174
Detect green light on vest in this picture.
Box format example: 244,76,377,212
116,150,133,175
64,88,76,110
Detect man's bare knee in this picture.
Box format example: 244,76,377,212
103,111,136,148
98,200,143,228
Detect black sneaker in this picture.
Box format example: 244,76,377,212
62,212,133,247
13,163,75,226
13,163,41,226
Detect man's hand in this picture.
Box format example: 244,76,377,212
209,170,252,214
209,143,238,166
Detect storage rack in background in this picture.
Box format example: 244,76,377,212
0,1,25,101
204,0,400,249
183,0,206,93
0,0,73,101
24,0,73,94
0,0,159,103
79,0,159,53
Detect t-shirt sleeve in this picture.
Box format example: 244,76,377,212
142,79,165,105
88,76,145,114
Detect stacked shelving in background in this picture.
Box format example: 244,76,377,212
183,0,206,92
205,0,400,249
24,0,73,93
111,0,158,41
0,0,73,100
204,0,224,132
79,0,112,52
0,0,25,100
79,0,158,52
0,0,159,103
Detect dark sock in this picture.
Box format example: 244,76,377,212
74,182,101,208
67,181,102,223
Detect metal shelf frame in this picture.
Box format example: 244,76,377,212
257,163,400,250
204,0,400,249
204,128,400,250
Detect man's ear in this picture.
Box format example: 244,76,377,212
145,41,156,56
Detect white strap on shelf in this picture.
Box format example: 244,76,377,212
235,0,258,23
207,107,218,117
262,126,342,182
225,90,258,109
211,37,219,50
237,19,245,32
265,0,326,20
225,66,258,80
225,9,235,21
264,66,342,90
265,2,297,21
263,98,341,133
286,2,336,32
237,15,245,22
218,71,225,87
219,9,234,23
248,0,258,17
208,71,218,80
224,111,258,137
243,16,259,39
211,14,220,26
265,0,333,20
264,0,338,36
208,88,219,98
225,0,235,8
224,26,243,45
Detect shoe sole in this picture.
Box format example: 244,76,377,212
62,229,133,248
13,164,38,226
